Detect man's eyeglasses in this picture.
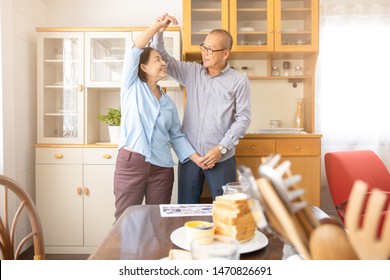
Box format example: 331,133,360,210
199,43,226,55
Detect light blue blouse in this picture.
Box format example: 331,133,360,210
118,46,195,167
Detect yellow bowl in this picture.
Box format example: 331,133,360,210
184,221,215,245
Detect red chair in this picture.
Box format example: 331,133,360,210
324,150,390,230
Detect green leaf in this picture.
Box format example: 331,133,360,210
97,107,121,126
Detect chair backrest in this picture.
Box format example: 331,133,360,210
324,150,390,221
0,175,45,260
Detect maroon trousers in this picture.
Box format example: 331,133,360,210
113,148,174,220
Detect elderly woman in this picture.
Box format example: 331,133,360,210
113,16,205,220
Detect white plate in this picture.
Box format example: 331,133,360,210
257,128,304,134
170,227,268,254
239,27,255,32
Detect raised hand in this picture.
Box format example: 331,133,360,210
154,13,179,33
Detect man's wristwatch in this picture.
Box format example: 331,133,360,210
218,144,227,155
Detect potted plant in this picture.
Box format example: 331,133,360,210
97,107,121,144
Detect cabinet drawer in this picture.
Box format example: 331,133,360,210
276,139,321,156
36,148,83,164
236,139,275,156
83,148,118,164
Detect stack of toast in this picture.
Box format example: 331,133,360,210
212,193,256,243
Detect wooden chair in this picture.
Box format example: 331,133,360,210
0,175,45,259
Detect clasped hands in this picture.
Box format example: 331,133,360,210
154,13,179,33
190,146,223,170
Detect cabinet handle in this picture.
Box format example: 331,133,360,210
54,153,63,159
84,187,89,196
251,145,256,150
77,84,84,92
102,154,112,159
76,187,82,195
295,145,301,150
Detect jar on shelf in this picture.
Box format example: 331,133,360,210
294,66,303,76
293,98,305,130
271,66,280,76
283,61,291,76
241,66,248,76
269,120,281,128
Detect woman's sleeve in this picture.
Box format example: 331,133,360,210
121,45,143,91
168,102,196,163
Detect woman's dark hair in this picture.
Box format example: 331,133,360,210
138,47,154,82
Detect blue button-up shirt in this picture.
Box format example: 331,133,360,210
151,33,251,161
118,46,195,167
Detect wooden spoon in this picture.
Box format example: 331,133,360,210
309,218,358,260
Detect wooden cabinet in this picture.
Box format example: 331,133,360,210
36,147,117,253
236,134,321,206
183,0,319,55
182,0,319,133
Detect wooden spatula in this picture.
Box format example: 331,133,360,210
345,180,390,259
309,219,358,260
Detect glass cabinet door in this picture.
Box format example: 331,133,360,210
85,32,132,88
231,0,272,51
37,32,84,144
275,0,319,51
183,0,229,52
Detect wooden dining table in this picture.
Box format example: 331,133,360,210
88,204,313,260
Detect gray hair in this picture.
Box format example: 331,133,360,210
209,29,233,50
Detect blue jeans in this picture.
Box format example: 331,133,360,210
178,156,236,203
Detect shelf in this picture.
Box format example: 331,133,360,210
92,59,123,63
45,113,78,116
45,85,78,89
237,8,267,12
192,8,221,12
44,59,78,63
248,76,306,80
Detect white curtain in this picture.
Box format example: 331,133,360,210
317,0,390,186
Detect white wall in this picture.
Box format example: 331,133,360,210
1,0,47,258
42,0,183,27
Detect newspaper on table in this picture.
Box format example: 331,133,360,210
159,204,213,217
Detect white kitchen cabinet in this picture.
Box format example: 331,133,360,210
37,28,182,145
85,32,132,88
37,32,85,144
83,148,117,247
36,147,117,254
37,30,132,144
